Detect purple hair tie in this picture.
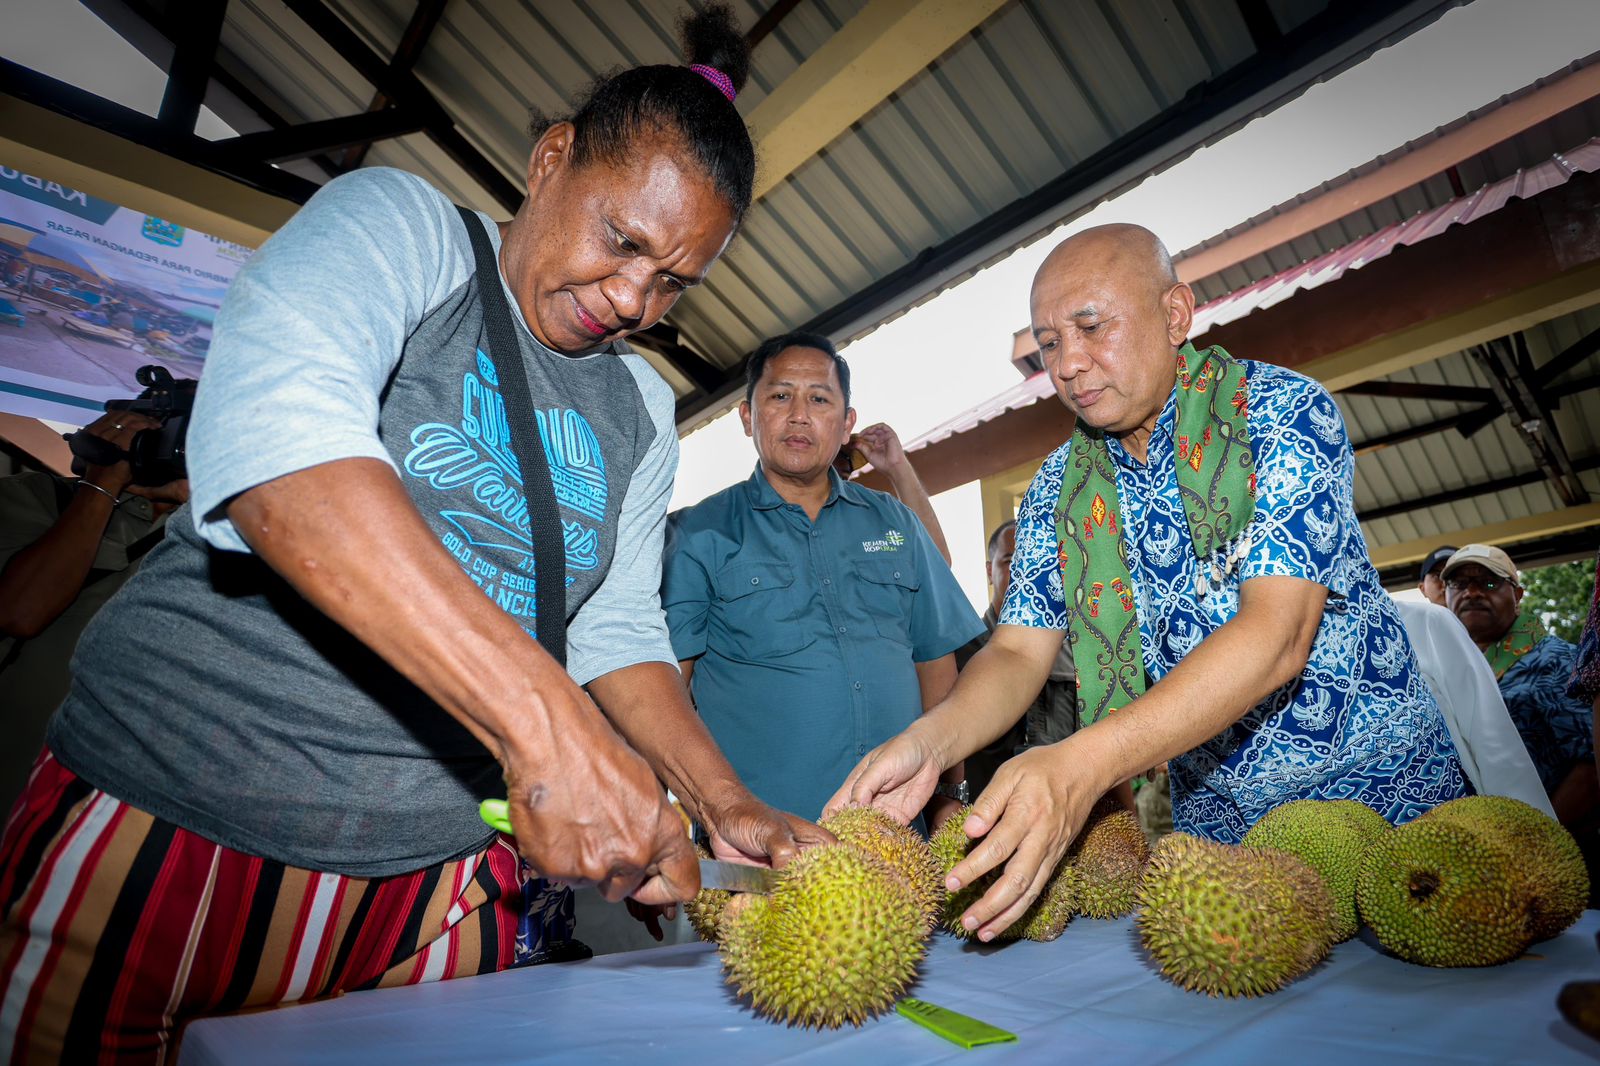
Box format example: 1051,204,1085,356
689,63,736,103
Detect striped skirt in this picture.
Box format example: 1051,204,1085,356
0,751,576,1064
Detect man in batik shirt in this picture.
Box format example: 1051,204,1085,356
1444,543,1596,824
827,224,1467,942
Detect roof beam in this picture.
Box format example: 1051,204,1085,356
1358,453,1600,523
1470,336,1589,506
0,69,304,246
1338,381,1494,404
158,0,226,134
1366,500,1600,575
217,108,425,164
340,0,447,170
746,0,1009,202
747,0,807,49
630,324,728,395
1174,59,1600,283
1374,525,1599,587
1234,0,1283,51
278,0,521,212
1536,320,1600,387
1350,370,1600,456
1197,170,1600,391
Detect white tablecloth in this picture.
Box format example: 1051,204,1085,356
180,911,1600,1064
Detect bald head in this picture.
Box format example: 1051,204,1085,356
1029,224,1194,444
1034,224,1177,305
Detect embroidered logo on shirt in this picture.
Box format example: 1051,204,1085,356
861,528,905,553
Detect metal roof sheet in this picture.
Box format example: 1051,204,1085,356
903,131,1600,454
1188,137,1600,334
168,0,1454,419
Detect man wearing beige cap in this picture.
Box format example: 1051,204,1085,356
1444,543,1596,826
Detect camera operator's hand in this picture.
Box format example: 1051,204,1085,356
79,411,161,498
125,478,190,506
0,410,168,641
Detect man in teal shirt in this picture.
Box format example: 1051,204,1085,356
662,332,983,823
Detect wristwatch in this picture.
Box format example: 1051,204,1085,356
933,780,970,804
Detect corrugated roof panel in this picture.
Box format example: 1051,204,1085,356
1103,0,1223,104
1190,138,1600,335
1268,0,1334,34
194,0,1468,395
1181,70,1600,299
1170,0,1256,73
1028,0,1167,132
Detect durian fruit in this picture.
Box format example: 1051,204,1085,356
1069,800,1150,918
1137,834,1334,997
928,805,993,939
1241,799,1390,942
820,806,944,927
1419,794,1588,941
719,843,926,1028
1015,864,1079,942
685,843,732,943
1356,818,1532,967
928,805,1083,942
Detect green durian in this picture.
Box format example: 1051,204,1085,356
1419,794,1588,942
1242,798,1390,941
820,806,944,927
1356,818,1532,967
719,843,926,1028
1137,833,1334,997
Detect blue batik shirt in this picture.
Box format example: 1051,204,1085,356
1498,636,1595,793
1002,360,1466,842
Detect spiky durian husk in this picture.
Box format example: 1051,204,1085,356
820,806,944,928
719,843,926,1028
1016,863,1079,942
1418,794,1587,942
1137,834,1334,997
1357,818,1533,967
685,843,733,943
927,806,996,939
1069,801,1150,918
928,804,1080,941
1242,799,1390,942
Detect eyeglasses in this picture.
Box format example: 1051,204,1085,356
1445,575,1507,593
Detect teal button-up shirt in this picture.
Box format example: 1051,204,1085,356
663,465,984,821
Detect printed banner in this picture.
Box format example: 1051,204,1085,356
0,163,254,424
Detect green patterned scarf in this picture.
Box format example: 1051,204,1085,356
1054,343,1255,726
1482,608,1546,679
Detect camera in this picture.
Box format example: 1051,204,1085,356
65,365,197,486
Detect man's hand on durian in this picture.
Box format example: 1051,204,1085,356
824,720,947,826
943,738,1102,942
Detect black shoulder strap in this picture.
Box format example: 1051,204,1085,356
455,204,567,667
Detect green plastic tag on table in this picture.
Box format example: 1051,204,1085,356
896,998,1016,1048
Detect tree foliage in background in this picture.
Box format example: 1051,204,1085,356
1521,555,1598,644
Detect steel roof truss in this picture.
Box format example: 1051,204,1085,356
1471,334,1590,506
276,0,521,212
340,0,449,171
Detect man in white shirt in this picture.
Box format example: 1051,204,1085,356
1392,596,1552,815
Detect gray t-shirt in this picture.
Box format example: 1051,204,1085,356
49,168,680,876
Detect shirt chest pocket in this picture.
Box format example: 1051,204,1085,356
854,559,919,649
711,559,816,660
